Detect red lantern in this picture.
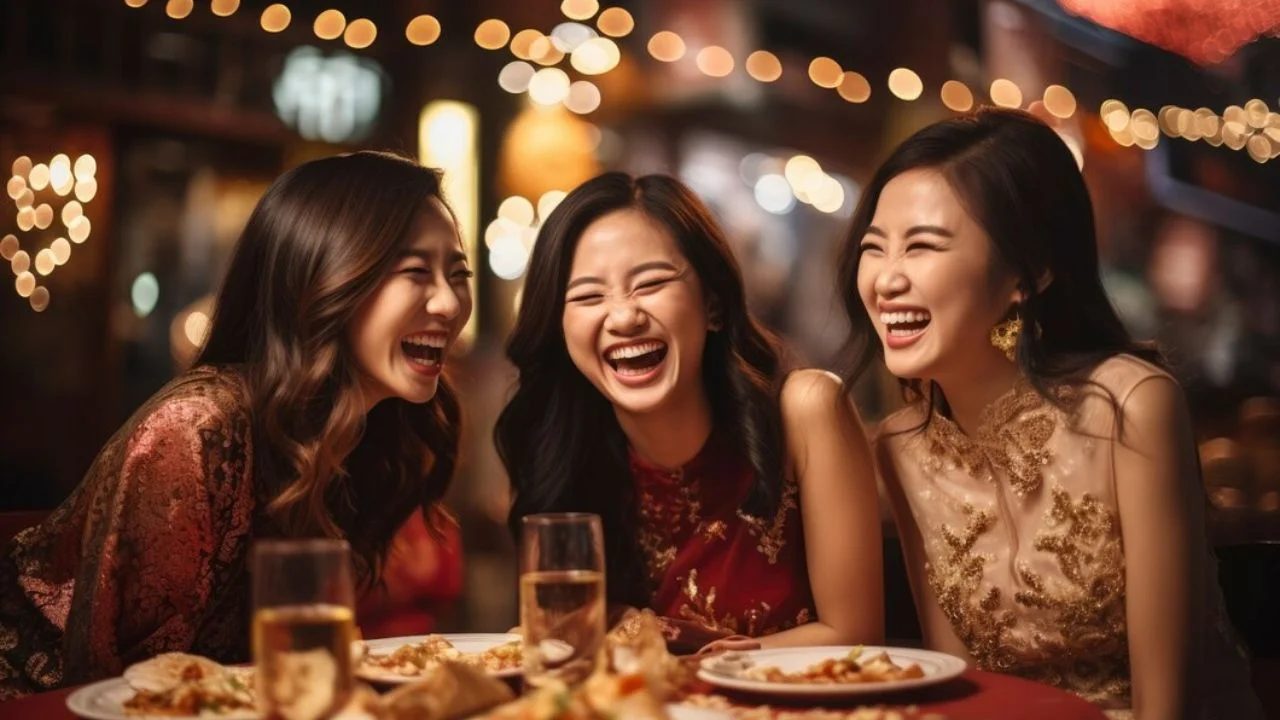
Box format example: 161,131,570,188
1059,0,1280,65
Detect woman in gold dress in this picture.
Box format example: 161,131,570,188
0,151,473,698
837,108,1262,718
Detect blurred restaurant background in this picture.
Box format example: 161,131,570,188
1,0,1278,642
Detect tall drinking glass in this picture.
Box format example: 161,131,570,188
520,513,606,688
252,539,356,720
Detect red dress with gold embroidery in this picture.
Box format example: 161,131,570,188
631,432,814,646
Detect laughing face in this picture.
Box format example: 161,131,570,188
562,209,712,419
347,201,473,408
855,168,1020,382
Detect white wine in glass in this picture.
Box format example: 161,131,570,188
252,539,356,720
519,513,606,689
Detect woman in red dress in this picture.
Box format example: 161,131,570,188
496,173,883,652
0,151,472,698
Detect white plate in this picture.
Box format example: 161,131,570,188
696,646,966,698
356,632,523,684
66,677,258,720
665,704,734,720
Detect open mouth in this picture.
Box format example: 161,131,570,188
402,333,447,369
881,310,931,338
604,340,669,378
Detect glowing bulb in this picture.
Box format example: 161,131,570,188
696,46,734,78
260,4,291,32
989,78,1022,108
528,68,571,106
888,68,923,101
746,51,782,82
807,57,842,89
838,72,871,103
597,8,633,37
406,15,441,46
647,31,685,62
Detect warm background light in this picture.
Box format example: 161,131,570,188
314,9,346,41
940,80,973,111
596,8,634,37
989,78,1023,108
1042,84,1077,119
807,57,842,89
565,81,602,114
561,0,599,21
165,0,193,20
647,32,685,62
343,19,377,49
210,0,239,18
696,46,734,77
260,4,291,32
838,72,871,103
474,19,511,50
887,68,923,101
406,15,441,46
746,51,782,82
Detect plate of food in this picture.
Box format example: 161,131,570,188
696,646,966,697
66,653,257,720
355,633,524,684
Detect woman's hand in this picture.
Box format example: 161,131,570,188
696,635,761,655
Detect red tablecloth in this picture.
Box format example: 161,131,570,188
0,670,1105,720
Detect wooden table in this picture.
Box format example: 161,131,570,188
0,669,1106,720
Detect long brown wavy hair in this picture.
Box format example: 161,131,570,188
197,150,463,582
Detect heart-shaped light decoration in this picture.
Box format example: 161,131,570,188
2,152,97,312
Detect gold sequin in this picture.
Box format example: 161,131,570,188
700,520,727,542
925,383,1072,497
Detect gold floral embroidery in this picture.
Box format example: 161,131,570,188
925,504,1020,671
1012,486,1129,704
735,477,798,564
676,570,809,637
678,569,737,634
637,471,703,582
699,520,727,542
926,486,1130,704
925,383,1073,497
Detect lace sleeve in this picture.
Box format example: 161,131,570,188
62,389,254,681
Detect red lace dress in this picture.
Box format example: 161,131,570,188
0,366,464,700
631,432,814,649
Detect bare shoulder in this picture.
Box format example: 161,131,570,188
1075,354,1182,438
1085,353,1177,400
780,368,848,422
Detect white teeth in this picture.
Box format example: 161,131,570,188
879,311,931,326
407,355,440,366
404,334,447,348
605,341,666,361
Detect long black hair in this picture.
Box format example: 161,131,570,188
837,107,1164,416
494,172,789,606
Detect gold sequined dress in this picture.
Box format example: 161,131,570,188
631,430,815,648
875,355,1262,718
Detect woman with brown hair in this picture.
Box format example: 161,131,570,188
0,151,473,698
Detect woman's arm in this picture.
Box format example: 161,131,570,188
1114,376,1204,720
753,369,884,648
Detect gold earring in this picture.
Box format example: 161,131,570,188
990,316,1022,362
